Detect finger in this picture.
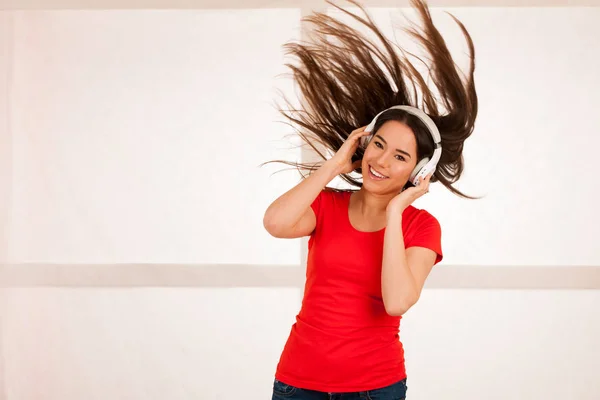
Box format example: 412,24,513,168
415,175,429,193
348,129,372,146
349,126,369,137
423,174,433,193
352,125,367,133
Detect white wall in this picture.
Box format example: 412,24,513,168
9,9,303,265
0,10,13,400
0,13,11,261
1,5,599,400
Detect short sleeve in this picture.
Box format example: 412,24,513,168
308,189,337,238
406,211,443,265
310,188,334,223
310,190,325,218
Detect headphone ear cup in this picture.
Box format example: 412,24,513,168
410,158,430,184
360,134,373,149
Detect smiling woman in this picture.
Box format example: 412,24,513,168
262,0,479,398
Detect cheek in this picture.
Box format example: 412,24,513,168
361,157,369,169
392,162,410,174
389,163,414,180
362,148,377,166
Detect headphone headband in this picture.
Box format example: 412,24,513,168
364,105,441,145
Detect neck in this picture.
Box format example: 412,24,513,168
353,187,396,216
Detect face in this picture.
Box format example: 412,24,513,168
361,120,418,194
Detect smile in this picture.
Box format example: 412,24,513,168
368,165,388,180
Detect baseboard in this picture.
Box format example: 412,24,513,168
1,263,599,289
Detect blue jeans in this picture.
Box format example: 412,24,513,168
271,378,407,400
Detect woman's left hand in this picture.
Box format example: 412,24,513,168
386,174,433,217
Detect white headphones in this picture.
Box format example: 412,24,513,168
360,105,442,186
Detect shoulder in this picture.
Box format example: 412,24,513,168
315,187,353,206
311,187,352,216
322,187,354,197
403,206,443,263
403,205,441,232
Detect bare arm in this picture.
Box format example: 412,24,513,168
381,174,437,316
263,126,369,239
262,159,341,238
381,212,437,316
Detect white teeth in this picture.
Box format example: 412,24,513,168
369,166,387,179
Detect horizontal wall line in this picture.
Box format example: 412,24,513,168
1,264,599,289
3,0,600,10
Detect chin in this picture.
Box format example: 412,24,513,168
362,179,400,196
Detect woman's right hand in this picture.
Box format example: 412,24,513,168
330,126,371,174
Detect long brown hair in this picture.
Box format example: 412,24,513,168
269,0,479,198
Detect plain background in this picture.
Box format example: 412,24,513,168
1,2,599,399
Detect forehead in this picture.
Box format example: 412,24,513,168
376,120,417,152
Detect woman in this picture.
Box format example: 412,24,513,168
263,0,478,398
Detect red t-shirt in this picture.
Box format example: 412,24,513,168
274,189,443,392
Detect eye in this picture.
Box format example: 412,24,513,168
395,155,406,161
374,141,383,149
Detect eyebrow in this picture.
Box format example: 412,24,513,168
375,134,412,159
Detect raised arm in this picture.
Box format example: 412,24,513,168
263,127,369,238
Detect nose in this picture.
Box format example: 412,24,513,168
375,152,389,169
